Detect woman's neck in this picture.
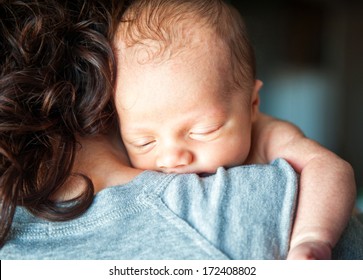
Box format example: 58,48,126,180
54,133,142,200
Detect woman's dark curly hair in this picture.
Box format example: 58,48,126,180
0,0,126,247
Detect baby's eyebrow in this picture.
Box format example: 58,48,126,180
121,129,145,136
121,126,154,137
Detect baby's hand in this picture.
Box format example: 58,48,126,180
287,240,332,260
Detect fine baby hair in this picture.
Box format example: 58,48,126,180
118,0,256,92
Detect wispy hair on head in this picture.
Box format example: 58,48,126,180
118,0,256,91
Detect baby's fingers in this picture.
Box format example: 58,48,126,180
287,241,332,260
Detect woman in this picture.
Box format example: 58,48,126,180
0,0,361,259
0,0,123,247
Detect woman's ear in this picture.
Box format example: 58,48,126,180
251,79,263,122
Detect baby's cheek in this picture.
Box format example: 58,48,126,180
197,149,238,171
222,144,250,167
128,154,152,170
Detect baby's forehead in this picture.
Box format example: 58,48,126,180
117,26,229,67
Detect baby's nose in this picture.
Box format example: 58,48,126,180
156,147,193,171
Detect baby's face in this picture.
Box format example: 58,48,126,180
115,37,257,174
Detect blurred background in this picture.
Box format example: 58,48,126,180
229,0,363,210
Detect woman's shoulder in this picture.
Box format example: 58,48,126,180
162,158,297,205
2,160,298,260
159,159,298,259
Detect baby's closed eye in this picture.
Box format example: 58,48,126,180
189,124,222,141
127,137,156,153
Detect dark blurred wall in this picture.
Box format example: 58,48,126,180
230,0,363,195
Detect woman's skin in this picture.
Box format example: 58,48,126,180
55,132,142,201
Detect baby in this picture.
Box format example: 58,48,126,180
113,0,356,259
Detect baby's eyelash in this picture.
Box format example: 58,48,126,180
189,125,222,140
191,124,221,134
133,140,155,148
127,138,156,152
190,128,217,135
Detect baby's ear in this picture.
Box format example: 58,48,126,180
251,80,263,122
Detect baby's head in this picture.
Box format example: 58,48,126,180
114,0,262,174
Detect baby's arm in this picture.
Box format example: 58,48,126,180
251,113,356,259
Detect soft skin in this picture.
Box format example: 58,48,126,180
116,36,259,175
114,28,356,260
251,113,356,259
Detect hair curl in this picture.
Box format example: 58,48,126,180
0,0,125,247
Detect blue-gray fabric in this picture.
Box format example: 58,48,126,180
0,159,362,259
